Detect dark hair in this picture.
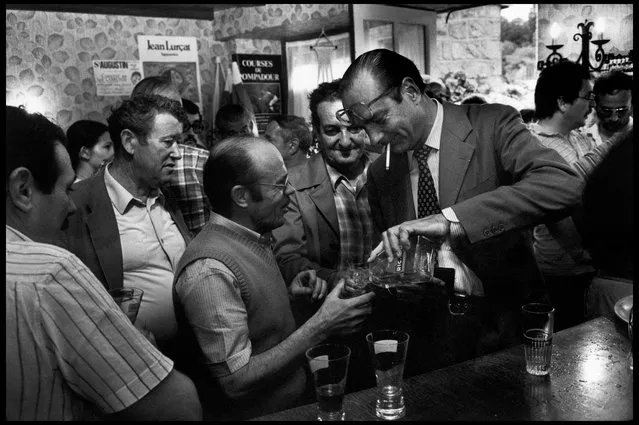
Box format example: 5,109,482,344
593,70,633,99
460,94,487,105
534,60,590,120
131,75,181,101
66,120,109,169
6,105,67,194
268,115,312,153
132,71,141,78
182,98,202,119
340,49,426,101
519,108,536,124
107,94,188,156
215,104,253,140
204,136,266,216
309,79,342,132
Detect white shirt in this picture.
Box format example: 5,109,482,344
104,166,186,346
406,99,484,296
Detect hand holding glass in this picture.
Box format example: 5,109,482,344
306,344,351,421
108,287,143,324
522,303,555,376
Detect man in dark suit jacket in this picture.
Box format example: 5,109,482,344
271,79,380,392
63,94,193,356
339,49,584,373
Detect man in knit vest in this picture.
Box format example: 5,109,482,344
173,136,375,420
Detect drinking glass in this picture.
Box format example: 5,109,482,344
628,306,633,370
366,330,410,420
108,287,143,324
339,263,372,299
305,344,351,421
521,303,555,376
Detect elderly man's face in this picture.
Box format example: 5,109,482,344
246,143,293,234
133,112,183,189
596,89,632,133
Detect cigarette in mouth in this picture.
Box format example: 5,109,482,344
385,144,390,170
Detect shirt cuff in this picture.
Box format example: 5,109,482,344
441,207,459,223
442,207,466,239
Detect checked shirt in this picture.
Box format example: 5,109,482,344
164,144,211,235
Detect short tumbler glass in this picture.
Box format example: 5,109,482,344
522,303,555,376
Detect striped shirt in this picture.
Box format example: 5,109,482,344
325,157,375,269
527,124,596,276
164,144,211,235
174,213,266,376
6,225,173,421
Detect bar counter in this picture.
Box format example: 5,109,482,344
251,317,633,421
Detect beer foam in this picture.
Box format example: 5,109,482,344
374,339,398,354
309,355,329,373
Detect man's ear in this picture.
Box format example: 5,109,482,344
557,97,569,113
288,138,300,155
401,77,421,102
7,167,35,214
120,129,138,155
230,184,250,209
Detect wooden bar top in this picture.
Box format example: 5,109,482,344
251,317,633,421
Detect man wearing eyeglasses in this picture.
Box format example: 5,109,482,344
528,61,625,331
584,70,633,147
339,50,583,361
173,136,374,420
182,98,207,149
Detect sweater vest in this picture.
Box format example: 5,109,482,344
173,222,306,419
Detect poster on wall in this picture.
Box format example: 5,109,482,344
138,35,202,108
233,53,283,133
93,60,142,96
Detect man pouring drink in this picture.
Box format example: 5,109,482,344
338,49,584,375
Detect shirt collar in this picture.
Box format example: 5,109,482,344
208,211,265,246
104,164,163,214
408,99,443,164
325,153,373,190
6,225,32,242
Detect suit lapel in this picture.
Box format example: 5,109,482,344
301,157,339,237
439,103,475,208
163,189,193,245
85,174,124,290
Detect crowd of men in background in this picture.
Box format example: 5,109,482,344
6,51,632,421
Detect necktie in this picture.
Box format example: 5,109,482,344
414,146,441,218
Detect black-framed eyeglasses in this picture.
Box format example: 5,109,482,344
336,86,397,125
596,104,630,118
578,93,596,103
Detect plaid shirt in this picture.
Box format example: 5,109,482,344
326,157,375,269
165,144,211,235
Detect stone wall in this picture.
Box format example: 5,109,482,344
6,4,343,129
537,4,633,66
433,5,502,80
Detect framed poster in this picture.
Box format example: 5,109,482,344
233,53,283,133
93,60,142,96
138,36,202,108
